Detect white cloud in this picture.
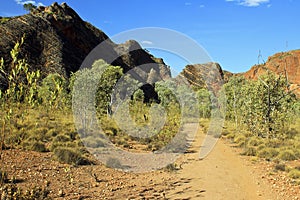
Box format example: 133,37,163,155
240,0,269,7
14,0,45,7
141,40,153,45
226,0,270,7
199,4,205,8
185,2,192,6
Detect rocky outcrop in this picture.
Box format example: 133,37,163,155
180,62,225,92
243,49,300,96
0,2,171,90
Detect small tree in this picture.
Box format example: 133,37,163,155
38,73,69,110
197,88,211,118
224,72,296,139
223,76,247,127
133,89,144,102
0,36,40,151
71,59,123,117
23,3,37,12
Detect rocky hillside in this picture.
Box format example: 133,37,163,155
0,2,170,90
243,49,300,96
179,50,300,97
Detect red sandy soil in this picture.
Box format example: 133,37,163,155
1,126,299,199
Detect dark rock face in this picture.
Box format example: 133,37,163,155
140,83,160,103
0,2,171,90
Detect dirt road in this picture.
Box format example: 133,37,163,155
166,124,277,200
2,123,296,199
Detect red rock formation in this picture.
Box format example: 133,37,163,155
243,50,300,96
0,2,171,90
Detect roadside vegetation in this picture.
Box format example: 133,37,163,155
221,74,300,184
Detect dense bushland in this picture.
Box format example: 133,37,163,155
222,74,300,184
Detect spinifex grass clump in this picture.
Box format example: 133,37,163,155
0,184,51,199
53,147,91,166
288,168,300,179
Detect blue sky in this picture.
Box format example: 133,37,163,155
1,0,300,73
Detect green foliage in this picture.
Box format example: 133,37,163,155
197,88,211,118
28,141,48,152
164,163,179,172
292,100,300,117
224,72,296,139
23,3,37,12
274,163,286,171
155,80,198,119
233,135,246,146
94,60,123,114
257,148,279,160
247,137,263,146
0,184,50,199
0,35,40,106
155,80,177,107
82,136,105,148
71,59,123,117
53,147,90,166
277,149,297,161
223,76,247,127
0,17,10,24
38,73,69,109
288,169,300,179
241,146,257,156
0,36,41,155
132,89,144,102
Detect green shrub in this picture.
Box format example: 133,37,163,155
221,129,230,136
226,133,236,140
82,136,105,148
257,144,266,151
0,184,50,199
274,163,286,171
278,150,297,161
257,148,279,160
288,169,300,179
0,17,10,24
286,128,298,139
45,129,59,138
53,134,71,143
164,163,178,172
266,139,282,148
242,146,257,156
38,73,69,109
53,147,90,165
29,141,48,152
233,135,246,144
247,137,263,146
49,141,79,152
293,148,300,159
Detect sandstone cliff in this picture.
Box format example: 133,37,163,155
179,62,225,92
0,2,170,90
243,49,300,95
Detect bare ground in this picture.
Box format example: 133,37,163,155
1,125,299,199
